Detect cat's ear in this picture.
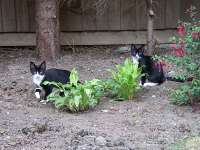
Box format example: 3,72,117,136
39,61,46,73
30,62,36,74
131,44,137,56
139,44,145,54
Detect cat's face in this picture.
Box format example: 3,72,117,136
131,44,145,64
30,61,46,86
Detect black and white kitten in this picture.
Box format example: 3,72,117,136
131,44,185,87
30,61,71,100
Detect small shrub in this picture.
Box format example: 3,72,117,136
43,69,104,112
154,55,198,81
167,6,200,105
105,58,141,100
170,85,190,105
170,75,200,105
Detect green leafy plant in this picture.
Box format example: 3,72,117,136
43,68,104,112
170,75,200,105
154,55,198,81
105,58,141,100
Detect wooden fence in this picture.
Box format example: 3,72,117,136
0,0,199,45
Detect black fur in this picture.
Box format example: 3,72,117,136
131,44,187,86
138,55,165,85
42,68,71,99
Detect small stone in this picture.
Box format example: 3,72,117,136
152,95,156,98
101,109,109,113
113,137,125,146
11,81,17,86
77,144,91,150
95,136,107,146
178,123,191,133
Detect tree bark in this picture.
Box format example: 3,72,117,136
35,0,60,61
146,0,155,56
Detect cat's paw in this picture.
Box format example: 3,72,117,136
143,82,158,87
35,92,41,99
40,100,47,104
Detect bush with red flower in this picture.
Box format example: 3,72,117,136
167,6,200,106
169,5,200,55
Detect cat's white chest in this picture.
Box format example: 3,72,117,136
132,55,139,66
33,73,45,87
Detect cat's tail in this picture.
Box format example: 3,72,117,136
166,76,193,82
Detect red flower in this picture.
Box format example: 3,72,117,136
192,31,200,40
177,24,185,37
174,48,185,57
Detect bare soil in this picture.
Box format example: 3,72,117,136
0,46,200,150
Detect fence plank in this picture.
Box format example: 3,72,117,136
165,0,180,28
1,0,16,32
107,0,121,30
60,1,83,31
82,0,96,30
27,0,35,32
121,0,137,30
154,0,165,29
0,0,3,32
96,2,109,30
0,30,176,46
15,0,29,32
136,0,146,30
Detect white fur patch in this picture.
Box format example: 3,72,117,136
35,92,40,99
143,82,158,87
40,100,47,104
33,72,45,87
132,56,139,66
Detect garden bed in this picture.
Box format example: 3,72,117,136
0,46,200,150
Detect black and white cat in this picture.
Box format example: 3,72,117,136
131,44,186,87
30,61,71,100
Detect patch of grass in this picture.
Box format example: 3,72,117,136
169,136,200,150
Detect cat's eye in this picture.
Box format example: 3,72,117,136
39,71,44,75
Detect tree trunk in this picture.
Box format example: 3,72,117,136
35,0,60,61
146,0,155,56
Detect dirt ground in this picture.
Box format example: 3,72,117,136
0,46,200,150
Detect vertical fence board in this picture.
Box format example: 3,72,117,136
60,1,82,31
165,0,180,28
15,0,29,32
96,2,109,30
136,0,146,30
1,0,16,32
27,0,35,32
0,0,3,32
121,0,137,30
107,0,121,30
82,0,96,30
154,0,165,29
